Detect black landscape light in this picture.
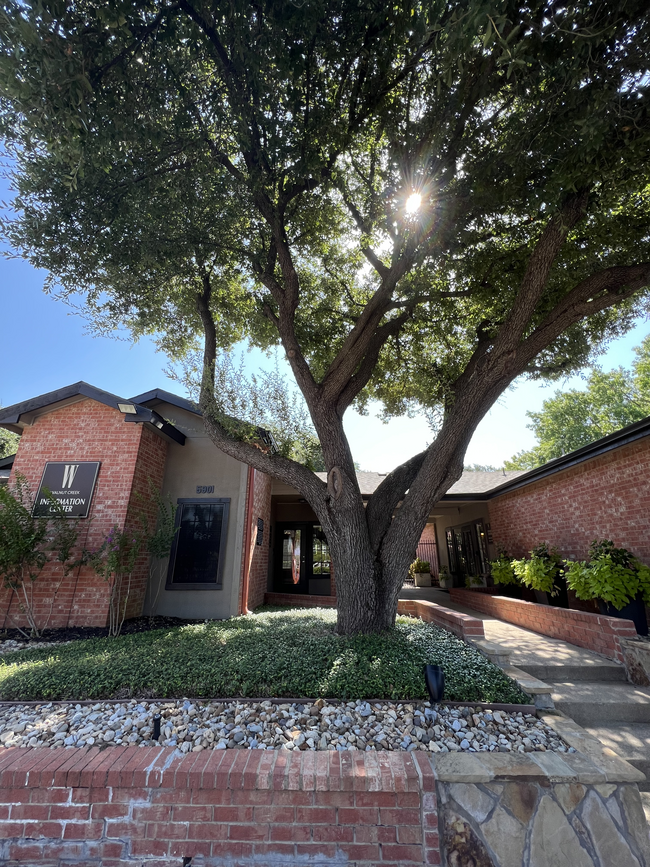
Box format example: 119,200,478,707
152,714,161,741
424,665,445,703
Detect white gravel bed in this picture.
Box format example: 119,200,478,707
0,698,572,754
0,639,65,656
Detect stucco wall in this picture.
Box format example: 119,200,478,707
143,403,247,621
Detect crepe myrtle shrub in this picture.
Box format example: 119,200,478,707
511,543,564,596
564,540,650,611
135,484,178,622
0,474,81,638
82,526,142,638
3,0,650,634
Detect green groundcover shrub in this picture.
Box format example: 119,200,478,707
0,608,529,704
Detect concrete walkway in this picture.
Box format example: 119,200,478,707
399,585,624,679
399,584,650,805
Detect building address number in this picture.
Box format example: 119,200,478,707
196,485,215,494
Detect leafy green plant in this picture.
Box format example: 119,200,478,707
83,526,141,637
137,485,178,621
564,540,650,609
0,608,530,704
464,574,484,588
409,558,430,578
512,543,564,595
489,551,519,587
0,474,81,637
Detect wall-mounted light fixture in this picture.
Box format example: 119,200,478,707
118,403,138,414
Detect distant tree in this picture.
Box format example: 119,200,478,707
169,351,326,471
463,463,500,473
506,336,650,469
0,413,19,459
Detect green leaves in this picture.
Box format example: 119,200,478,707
489,553,519,587
506,335,650,470
0,607,528,704
0,474,81,636
565,540,650,608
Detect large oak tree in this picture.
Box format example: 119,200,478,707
2,0,650,633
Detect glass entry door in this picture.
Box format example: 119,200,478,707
275,523,331,595
277,524,308,593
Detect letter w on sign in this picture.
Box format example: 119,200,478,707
62,464,79,489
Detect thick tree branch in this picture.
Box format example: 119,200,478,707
365,450,428,554
335,312,411,414
196,270,327,503
495,191,590,350
517,263,650,365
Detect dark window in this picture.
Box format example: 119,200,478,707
166,499,230,589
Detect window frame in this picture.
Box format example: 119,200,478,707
165,497,231,591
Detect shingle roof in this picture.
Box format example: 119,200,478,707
315,470,389,495
446,470,527,494
315,469,526,496
0,382,185,445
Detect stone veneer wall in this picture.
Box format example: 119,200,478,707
449,588,637,663
438,780,649,867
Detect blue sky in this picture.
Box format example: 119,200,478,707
1,170,648,471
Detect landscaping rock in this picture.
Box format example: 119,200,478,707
0,698,569,753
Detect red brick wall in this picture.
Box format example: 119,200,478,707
488,437,650,563
122,425,169,621
396,599,485,641
449,589,637,663
264,592,337,608
2,400,167,630
0,746,440,867
243,469,273,612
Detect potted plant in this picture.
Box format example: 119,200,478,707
512,543,569,608
438,565,452,589
489,551,519,587
409,558,431,587
564,540,650,635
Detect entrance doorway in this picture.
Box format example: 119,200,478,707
274,523,332,595
445,521,489,583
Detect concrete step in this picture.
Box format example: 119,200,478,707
552,682,650,726
518,661,626,683
585,723,650,791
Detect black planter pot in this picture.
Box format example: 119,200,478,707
598,595,648,636
547,580,569,610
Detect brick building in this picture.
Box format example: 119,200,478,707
1,381,650,628
0,383,272,629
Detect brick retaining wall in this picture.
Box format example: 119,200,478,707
0,746,440,866
449,589,636,663
396,600,485,642
262,595,485,643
